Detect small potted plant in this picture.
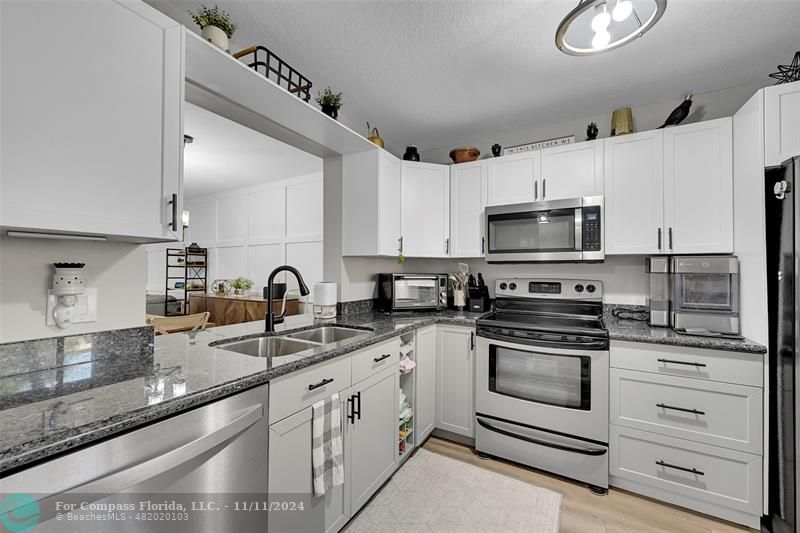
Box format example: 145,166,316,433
231,277,253,296
315,87,343,119
190,5,236,52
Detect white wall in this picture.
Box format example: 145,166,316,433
147,172,324,301
419,79,771,164
0,236,146,343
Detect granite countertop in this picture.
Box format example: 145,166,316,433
604,305,767,354
0,310,483,475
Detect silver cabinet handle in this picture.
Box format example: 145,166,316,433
534,181,538,200
668,227,673,250
308,378,334,391
657,227,662,250
64,405,262,496
445,237,450,255
168,193,178,232
373,353,391,363
542,178,546,199
481,236,485,255
398,236,403,254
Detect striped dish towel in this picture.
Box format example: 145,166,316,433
312,392,344,496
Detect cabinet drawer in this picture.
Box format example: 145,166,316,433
351,338,401,384
270,357,351,422
610,341,763,387
610,426,762,520
610,369,762,453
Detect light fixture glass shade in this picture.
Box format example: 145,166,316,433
612,0,633,21
181,210,190,228
555,0,667,56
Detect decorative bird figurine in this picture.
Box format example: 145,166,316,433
658,94,693,128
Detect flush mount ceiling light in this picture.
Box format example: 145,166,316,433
555,0,667,56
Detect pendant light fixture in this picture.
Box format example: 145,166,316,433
555,0,667,56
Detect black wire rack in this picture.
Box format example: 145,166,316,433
233,45,313,102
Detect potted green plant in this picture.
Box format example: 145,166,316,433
230,276,253,296
190,5,236,52
315,87,343,119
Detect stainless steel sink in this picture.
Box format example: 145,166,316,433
286,326,370,344
217,337,317,358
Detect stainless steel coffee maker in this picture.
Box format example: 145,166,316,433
670,256,740,336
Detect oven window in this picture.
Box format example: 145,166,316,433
488,209,576,253
489,345,590,410
394,278,438,308
677,274,733,311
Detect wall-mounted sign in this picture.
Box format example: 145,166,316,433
503,135,575,155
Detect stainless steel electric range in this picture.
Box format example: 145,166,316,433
475,278,609,494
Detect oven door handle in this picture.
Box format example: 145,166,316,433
477,418,607,456
477,329,609,351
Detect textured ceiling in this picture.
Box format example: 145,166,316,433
183,103,321,198
149,0,800,156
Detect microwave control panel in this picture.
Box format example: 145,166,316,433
582,206,602,251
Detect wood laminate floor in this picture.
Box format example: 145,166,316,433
423,437,754,533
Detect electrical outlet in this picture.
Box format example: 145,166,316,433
46,288,98,326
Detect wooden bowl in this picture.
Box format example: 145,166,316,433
449,146,480,164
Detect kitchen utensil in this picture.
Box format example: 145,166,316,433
367,123,385,148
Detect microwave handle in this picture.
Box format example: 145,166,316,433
575,207,583,251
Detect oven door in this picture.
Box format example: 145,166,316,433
476,333,608,443
392,275,440,310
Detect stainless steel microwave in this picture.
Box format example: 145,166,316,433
377,273,448,312
485,196,604,263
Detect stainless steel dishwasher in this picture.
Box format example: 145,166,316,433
0,384,268,532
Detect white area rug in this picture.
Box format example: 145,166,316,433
344,448,562,533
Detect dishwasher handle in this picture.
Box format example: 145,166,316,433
25,404,265,513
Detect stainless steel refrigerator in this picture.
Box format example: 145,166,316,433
766,155,800,533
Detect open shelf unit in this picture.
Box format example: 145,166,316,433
164,247,208,316
398,331,416,461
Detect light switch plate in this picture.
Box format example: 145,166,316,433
46,288,98,326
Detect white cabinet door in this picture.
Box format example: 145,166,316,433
347,367,398,513
765,80,800,166
436,325,475,438
486,151,540,206
540,140,604,200
342,149,402,256
269,405,349,533
401,162,450,257
450,161,487,258
0,1,184,242
378,151,403,256
415,326,437,442
664,118,733,254
604,130,665,254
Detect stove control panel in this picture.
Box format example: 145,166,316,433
495,278,603,300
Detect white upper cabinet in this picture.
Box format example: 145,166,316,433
450,160,487,258
539,140,604,200
664,117,734,254
765,80,800,166
486,151,540,206
0,0,184,242
604,130,665,255
401,161,450,257
342,149,402,256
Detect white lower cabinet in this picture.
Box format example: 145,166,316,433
269,404,350,533
609,341,763,528
346,366,399,512
415,326,437,441
435,325,475,438
610,426,762,529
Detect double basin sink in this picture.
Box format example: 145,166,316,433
215,326,371,358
